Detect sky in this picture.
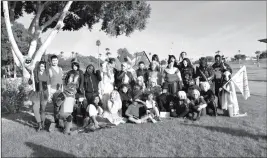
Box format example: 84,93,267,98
17,1,267,61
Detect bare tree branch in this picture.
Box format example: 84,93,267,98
32,1,73,67
41,13,60,31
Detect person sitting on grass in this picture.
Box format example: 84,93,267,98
145,92,161,122
171,91,191,119
102,90,126,126
125,99,157,124
119,84,132,118
199,82,218,117
188,89,207,121
83,95,104,129
157,83,174,112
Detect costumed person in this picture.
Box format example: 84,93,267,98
188,89,207,121
199,82,218,117
65,58,84,123
212,54,232,109
136,76,146,92
146,77,162,98
119,84,132,118
171,91,190,119
30,61,51,131
136,61,149,87
148,60,161,86
125,99,156,124
162,55,183,95
53,78,78,135
157,83,173,112
124,56,137,81
145,92,161,121
98,59,115,110
48,55,64,127
115,62,135,90
194,57,214,89
84,64,102,103
83,95,104,130
180,58,195,92
219,71,247,117
177,52,192,69
102,90,126,125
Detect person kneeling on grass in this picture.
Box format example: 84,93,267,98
199,82,218,117
171,91,191,119
54,82,77,135
188,89,207,121
125,99,157,124
145,92,161,122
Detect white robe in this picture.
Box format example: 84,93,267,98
220,81,239,115
98,62,115,110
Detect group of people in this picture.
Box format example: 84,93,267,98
28,51,245,135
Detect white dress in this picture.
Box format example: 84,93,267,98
220,81,239,115
99,62,115,110
102,100,124,125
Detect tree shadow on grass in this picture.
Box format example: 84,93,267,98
25,142,76,157
2,105,54,129
181,123,267,141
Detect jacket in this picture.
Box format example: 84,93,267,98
84,70,102,93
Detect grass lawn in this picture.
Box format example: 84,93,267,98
1,93,266,157
1,60,266,157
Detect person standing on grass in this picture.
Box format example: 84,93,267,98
65,58,84,123
48,55,64,126
180,58,195,92
163,55,183,95
136,61,149,87
148,61,161,86
115,62,135,90
194,57,214,88
212,54,232,109
84,64,102,104
30,61,51,131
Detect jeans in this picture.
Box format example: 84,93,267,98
31,91,48,123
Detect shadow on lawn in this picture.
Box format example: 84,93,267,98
182,123,267,141
25,142,76,157
1,104,54,129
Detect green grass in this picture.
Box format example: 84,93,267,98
1,60,267,157
1,93,266,157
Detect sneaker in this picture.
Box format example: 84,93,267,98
151,118,157,123
155,116,162,122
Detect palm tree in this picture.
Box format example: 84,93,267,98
96,40,101,68
60,51,64,58
255,50,261,67
72,51,75,58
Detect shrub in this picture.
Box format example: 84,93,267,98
1,78,31,114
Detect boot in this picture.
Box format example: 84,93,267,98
64,121,72,135
36,122,42,132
